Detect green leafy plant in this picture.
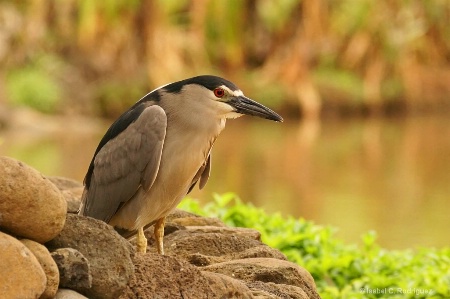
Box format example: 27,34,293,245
6,66,61,114
180,193,450,298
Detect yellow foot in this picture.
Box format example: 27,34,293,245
136,227,147,254
154,217,166,255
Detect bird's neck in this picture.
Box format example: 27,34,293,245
159,92,227,137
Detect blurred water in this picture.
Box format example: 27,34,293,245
1,113,449,249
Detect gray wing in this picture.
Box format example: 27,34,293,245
80,105,167,222
199,153,211,189
187,153,211,194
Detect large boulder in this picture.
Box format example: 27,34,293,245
0,156,66,242
0,232,47,299
46,214,134,299
21,239,60,299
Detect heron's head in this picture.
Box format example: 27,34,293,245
161,75,283,122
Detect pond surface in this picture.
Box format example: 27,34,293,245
1,112,449,249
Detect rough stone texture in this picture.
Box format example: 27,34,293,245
55,289,89,299
165,209,201,222
47,176,83,213
203,258,320,299
171,216,227,227
185,225,261,240
0,232,46,299
0,156,67,242
21,239,60,299
60,189,83,213
234,245,288,260
118,253,216,299
188,245,288,267
154,229,263,258
251,289,279,299
46,214,134,299
201,271,254,299
248,281,310,299
51,248,92,292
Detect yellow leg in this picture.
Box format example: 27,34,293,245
136,227,147,254
154,217,166,255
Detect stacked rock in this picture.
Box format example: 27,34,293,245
0,156,66,298
0,157,134,299
0,156,321,299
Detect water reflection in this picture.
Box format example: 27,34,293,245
1,114,449,249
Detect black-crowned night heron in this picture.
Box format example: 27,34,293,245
79,75,282,254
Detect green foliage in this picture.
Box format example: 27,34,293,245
332,0,374,34
257,0,299,32
180,194,450,298
5,55,62,114
6,67,61,113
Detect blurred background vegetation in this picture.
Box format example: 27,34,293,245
0,0,449,250
1,0,449,118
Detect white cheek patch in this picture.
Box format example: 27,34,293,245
212,101,243,119
224,111,243,119
213,100,234,113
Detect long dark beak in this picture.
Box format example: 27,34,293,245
230,96,283,122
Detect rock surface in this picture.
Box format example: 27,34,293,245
171,216,226,227
153,228,286,267
0,232,47,299
201,271,254,298
55,288,89,299
185,225,262,239
21,239,60,299
46,214,134,299
51,248,92,292
119,253,217,299
203,258,319,299
248,281,311,299
47,176,84,214
153,229,264,257
0,156,67,242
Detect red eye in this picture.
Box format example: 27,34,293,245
213,88,225,98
